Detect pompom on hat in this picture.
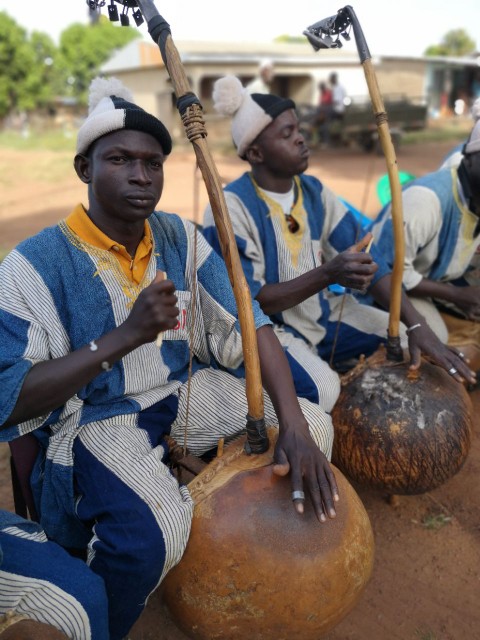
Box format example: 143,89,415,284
76,76,172,155
212,75,295,157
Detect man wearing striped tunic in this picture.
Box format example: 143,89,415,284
203,76,475,403
0,77,339,640
371,120,480,343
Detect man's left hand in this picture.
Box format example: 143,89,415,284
407,323,477,385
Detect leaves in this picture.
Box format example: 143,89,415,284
424,29,476,57
0,11,140,119
58,15,140,104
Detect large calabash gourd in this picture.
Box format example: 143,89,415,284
331,347,473,494
162,429,375,640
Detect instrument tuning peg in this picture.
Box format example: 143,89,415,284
132,8,144,26
108,1,119,21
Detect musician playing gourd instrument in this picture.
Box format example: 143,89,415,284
0,77,339,640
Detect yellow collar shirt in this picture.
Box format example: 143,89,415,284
65,204,153,284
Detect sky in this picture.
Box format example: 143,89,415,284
0,0,478,58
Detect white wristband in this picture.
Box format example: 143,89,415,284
406,323,422,335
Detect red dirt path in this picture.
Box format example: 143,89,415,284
1,139,478,640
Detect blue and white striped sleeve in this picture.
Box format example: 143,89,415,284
0,252,53,438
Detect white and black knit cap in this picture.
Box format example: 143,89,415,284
76,76,172,155
464,98,480,155
213,75,295,157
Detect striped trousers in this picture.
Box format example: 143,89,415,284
0,515,108,640
73,367,334,639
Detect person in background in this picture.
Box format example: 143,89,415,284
0,510,108,640
246,59,275,95
319,72,347,147
203,75,475,407
329,72,347,121
0,76,339,640
316,81,333,145
318,81,333,110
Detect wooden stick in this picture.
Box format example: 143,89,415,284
154,270,166,347
362,59,404,342
136,1,268,451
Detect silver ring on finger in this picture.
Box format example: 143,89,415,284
457,352,465,359
448,366,458,376
291,490,305,501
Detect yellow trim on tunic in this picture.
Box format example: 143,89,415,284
65,203,153,284
251,175,306,269
451,167,479,266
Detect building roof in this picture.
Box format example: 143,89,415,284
101,38,360,73
102,39,165,73
101,39,480,76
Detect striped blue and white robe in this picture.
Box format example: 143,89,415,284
0,209,334,639
203,172,393,403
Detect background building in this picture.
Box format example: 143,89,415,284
100,39,480,141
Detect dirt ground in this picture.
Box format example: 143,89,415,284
1,137,479,640
0,136,469,249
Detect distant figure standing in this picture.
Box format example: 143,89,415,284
246,59,275,95
319,81,333,108
329,72,347,120
316,81,333,144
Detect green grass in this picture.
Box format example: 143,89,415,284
0,119,471,152
421,512,452,530
0,129,76,153
0,132,75,187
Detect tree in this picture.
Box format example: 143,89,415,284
0,12,37,118
0,10,141,123
424,29,476,57
26,32,64,110
58,15,141,104
0,12,68,121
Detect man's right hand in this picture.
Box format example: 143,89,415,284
3,271,180,428
450,285,480,321
322,233,378,293
124,271,179,345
